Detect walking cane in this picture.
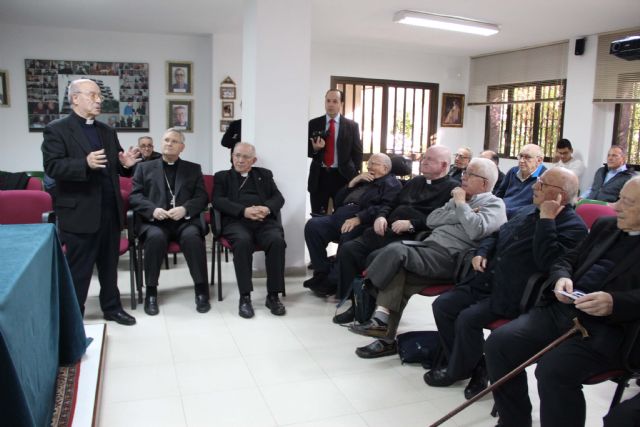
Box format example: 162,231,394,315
429,317,589,427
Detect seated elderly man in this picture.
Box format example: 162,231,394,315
484,176,640,427
329,145,457,311
137,136,161,162
350,158,508,358
213,142,286,318
426,168,587,400
581,145,636,203
129,128,210,315
448,147,472,183
495,144,547,218
304,153,401,295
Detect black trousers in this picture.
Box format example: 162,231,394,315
141,221,208,296
484,302,624,427
309,167,348,215
60,204,122,316
224,218,286,295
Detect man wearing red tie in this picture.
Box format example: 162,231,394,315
307,89,363,215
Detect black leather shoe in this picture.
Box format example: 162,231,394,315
104,310,136,326
144,296,159,316
195,294,211,313
464,360,489,400
239,295,254,319
265,294,286,316
332,306,355,324
308,276,336,297
348,319,388,338
423,368,457,387
355,339,397,359
303,274,323,289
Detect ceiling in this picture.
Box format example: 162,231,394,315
1,0,639,57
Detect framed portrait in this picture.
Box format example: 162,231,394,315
168,99,193,132
440,93,465,128
24,59,149,132
222,101,234,118
220,119,232,132
167,61,193,95
220,86,236,100
0,70,9,107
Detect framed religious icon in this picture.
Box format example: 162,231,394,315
168,99,193,132
0,70,9,107
222,101,234,118
220,86,236,100
440,93,464,128
220,119,232,132
167,61,193,95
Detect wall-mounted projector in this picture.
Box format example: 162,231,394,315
610,35,640,60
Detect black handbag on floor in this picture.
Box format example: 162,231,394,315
352,277,376,323
396,330,440,368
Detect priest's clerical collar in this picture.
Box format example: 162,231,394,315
240,172,249,178
85,118,94,125
163,158,180,166
628,230,640,236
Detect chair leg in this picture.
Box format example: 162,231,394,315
129,245,136,310
210,241,216,288
610,377,631,411
137,245,144,304
217,243,223,301
173,253,177,265
224,247,229,263
165,254,169,269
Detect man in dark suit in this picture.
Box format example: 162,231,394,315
484,176,640,427
308,89,362,215
221,119,241,150
213,142,286,319
42,78,139,325
129,128,210,315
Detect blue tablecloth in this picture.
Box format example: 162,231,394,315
0,224,87,427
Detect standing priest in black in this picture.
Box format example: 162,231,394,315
42,78,139,325
213,142,286,319
308,89,362,215
129,128,210,316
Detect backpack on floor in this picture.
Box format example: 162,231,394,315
352,276,376,323
396,330,441,368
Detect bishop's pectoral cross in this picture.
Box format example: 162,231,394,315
170,195,176,209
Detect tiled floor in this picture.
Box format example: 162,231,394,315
82,253,636,427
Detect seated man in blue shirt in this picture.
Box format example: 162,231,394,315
494,144,546,218
581,145,636,203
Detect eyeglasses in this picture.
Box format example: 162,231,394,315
233,153,253,160
518,153,537,160
78,91,103,101
461,170,487,181
536,177,564,191
455,154,470,159
138,144,153,149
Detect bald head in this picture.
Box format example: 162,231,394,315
533,167,580,206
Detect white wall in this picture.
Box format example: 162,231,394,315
0,23,213,173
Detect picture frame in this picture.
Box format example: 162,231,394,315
222,101,234,118
24,59,149,132
167,61,193,95
441,93,465,128
220,119,232,132
0,70,9,107
168,99,193,132
220,86,236,100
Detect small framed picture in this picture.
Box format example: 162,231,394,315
441,93,465,128
168,99,193,132
220,86,236,100
0,70,9,107
167,61,193,95
220,119,232,132
222,101,234,118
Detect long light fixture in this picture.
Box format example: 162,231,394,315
393,10,500,36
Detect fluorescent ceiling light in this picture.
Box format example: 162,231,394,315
393,10,499,36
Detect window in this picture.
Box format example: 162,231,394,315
331,76,439,173
613,101,640,168
484,79,566,161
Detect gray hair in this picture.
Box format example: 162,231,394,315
165,128,185,143
468,157,498,189
234,142,256,158
369,153,392,171
67,78,95,104
137,136,153,144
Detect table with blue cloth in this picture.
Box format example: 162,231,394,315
0,223,87,427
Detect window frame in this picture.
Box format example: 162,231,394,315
612,102,640,170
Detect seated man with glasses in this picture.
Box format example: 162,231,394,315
448,147,473,183
349,158,508,358
137,136,161,162
425,167,586,401
495,144,547,218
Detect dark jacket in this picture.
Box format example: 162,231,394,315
42,112,131,233
472,204,588,318
129,158,208,235
213,166,285,228
585,164,636,203
334,173,402,225
307,114,362,193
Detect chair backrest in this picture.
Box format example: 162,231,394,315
119,176,133,194
25,176,43,191
203,174,214,203
576,203,617,230
0,190,52,224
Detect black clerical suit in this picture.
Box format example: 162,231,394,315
485,217,640,427
213,166,286,294
307,114,362,214
42,111,131,315
129,158,209,294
